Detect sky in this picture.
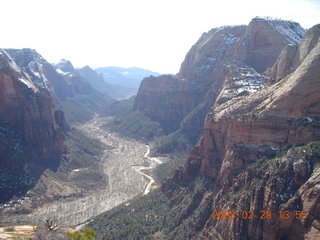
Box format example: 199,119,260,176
1,0,319,74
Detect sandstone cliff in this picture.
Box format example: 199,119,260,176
4,51,114,123
168,23,320,240
0,49,67,170
134,17,305,143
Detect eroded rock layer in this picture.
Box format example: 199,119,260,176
0,49,67,170
168,23,320,240
134,17,305,141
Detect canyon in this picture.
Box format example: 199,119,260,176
0,48,164,230
1,17,319,240
134,17,305,142
0,115,163,227
89,18,320,240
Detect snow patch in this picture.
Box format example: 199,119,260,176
267,19,305,44
18,77,35,90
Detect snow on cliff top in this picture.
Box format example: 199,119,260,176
253,16,305,44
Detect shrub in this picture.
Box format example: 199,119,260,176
67,228,95,240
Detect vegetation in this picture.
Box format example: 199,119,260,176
103,111,163,141
67,228,95,240
88,142,320,239
105,96,135,117
60,128,106,191
88,180,211,240
65,128,103,169
154,154,187,182
154,130,192,154
60,91,113,123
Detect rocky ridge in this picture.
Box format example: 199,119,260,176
89,21,320,240
134,17,305,143
167,23,320,240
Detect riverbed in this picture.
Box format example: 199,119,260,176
0,116,164,227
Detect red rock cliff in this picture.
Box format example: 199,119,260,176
0,49,67,170
134,18,305,140
170,24,320,240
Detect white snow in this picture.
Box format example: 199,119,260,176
266,19,305,44
305,117,313,123
25,61,50,89
220,67,269,101
56,68,67,75
271,146,280,151
18,77,36,90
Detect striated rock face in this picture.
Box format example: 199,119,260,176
134,17,305,141
167,24,320,240
185,23,320,184
4,49,72,101
268,24,320,82
0,49,67,170
233,17,304,73
135,74,204,131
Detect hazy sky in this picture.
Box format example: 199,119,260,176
1,0,319,73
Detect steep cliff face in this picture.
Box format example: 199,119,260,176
268,24,320,81
0,49,67,170
4,50,114,123
170,24,320,240
233,17,304,73
134,17,305,142
4,49,72,101
135,74,203,131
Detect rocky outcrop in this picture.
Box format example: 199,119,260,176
268,24,320,82
135,74,205,131
233,17,304,73
201,143,320,240
134,17,305,142
0,49,67,170
168,24,320,240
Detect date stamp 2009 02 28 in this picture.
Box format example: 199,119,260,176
211,210,308,220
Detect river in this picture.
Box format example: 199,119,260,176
0,116,164,227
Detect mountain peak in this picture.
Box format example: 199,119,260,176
250,16,305,44
55,59,75,73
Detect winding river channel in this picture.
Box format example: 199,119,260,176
0,116,164,227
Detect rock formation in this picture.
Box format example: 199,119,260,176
167,23,320,240
134,17,305,142
0,49,67,170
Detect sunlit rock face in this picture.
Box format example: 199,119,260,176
166,24,320,240
134,17,305,141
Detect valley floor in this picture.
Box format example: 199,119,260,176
0,115,164,228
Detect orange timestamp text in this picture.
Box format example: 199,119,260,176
211,210,308,220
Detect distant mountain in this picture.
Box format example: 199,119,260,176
78,66,136,99
95,66,160,90
53,59,114,122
